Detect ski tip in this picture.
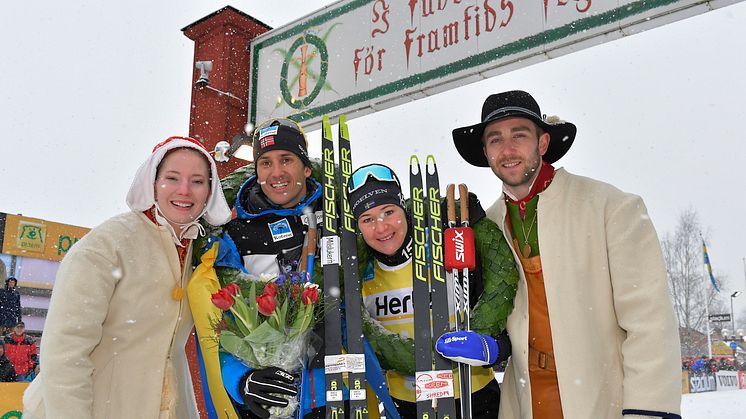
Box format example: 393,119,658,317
409,155,421,176
339,114,349,138
426,155,437,173
322,115,332,138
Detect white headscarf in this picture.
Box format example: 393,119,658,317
126,136,232,242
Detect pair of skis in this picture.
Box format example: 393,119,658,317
321,115,368,419
410,156,474,419
410,155,457,419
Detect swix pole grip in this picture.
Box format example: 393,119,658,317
444,227,476,270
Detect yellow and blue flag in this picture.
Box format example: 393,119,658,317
703,240,720,292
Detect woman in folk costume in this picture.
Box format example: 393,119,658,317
23,137,232,419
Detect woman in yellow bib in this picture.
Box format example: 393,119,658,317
348,164,518,418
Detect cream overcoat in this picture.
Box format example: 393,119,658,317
490,169,681,419
23,211,199,419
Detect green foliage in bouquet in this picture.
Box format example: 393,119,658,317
211,275,319,369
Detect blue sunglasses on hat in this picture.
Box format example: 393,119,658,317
347,164,400,194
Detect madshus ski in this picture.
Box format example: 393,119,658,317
321,115,368,419
410,155,456,419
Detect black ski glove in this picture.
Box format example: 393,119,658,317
241,367,298,419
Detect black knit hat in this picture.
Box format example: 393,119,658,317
452,90,576,166
252,119,311,167
347,164,406,219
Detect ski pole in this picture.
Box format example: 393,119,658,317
444,184,477,418
301,205,317,282
446,183,470,418
446,184,460,328
458,183,473,418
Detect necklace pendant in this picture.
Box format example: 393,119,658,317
172,286,184,301
522,243,532,258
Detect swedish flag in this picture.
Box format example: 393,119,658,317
703,240,720,292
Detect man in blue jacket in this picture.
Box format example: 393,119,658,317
213,119,398,419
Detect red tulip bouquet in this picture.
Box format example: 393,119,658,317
210,271,321,418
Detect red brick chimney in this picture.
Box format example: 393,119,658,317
183,6,271,179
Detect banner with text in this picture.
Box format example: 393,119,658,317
688,373,716,393
715,371,739,391
1,213,89,262
249,0,742,129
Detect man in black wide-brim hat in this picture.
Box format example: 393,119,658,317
446,90,682,419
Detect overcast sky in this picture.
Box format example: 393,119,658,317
2,0,745,320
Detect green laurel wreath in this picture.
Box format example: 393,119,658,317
358,208,519,375
194,160,519,376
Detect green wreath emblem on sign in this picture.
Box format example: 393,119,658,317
280,34,329,109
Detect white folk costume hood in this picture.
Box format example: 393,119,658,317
126,136,231,243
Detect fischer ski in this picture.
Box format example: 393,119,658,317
321,116,345,419
338,115,369,419
425,156,457,419
321,115,368,419
411,155,456,419
411,155,435,419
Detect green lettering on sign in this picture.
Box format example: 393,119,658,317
57,235,80,256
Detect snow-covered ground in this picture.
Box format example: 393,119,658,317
495,373,746,416
682,389,746,418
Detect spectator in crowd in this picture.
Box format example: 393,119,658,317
0,341,17,382
683,355,742,373
3,321,37,381
688,357,705,373
0,277,22,335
